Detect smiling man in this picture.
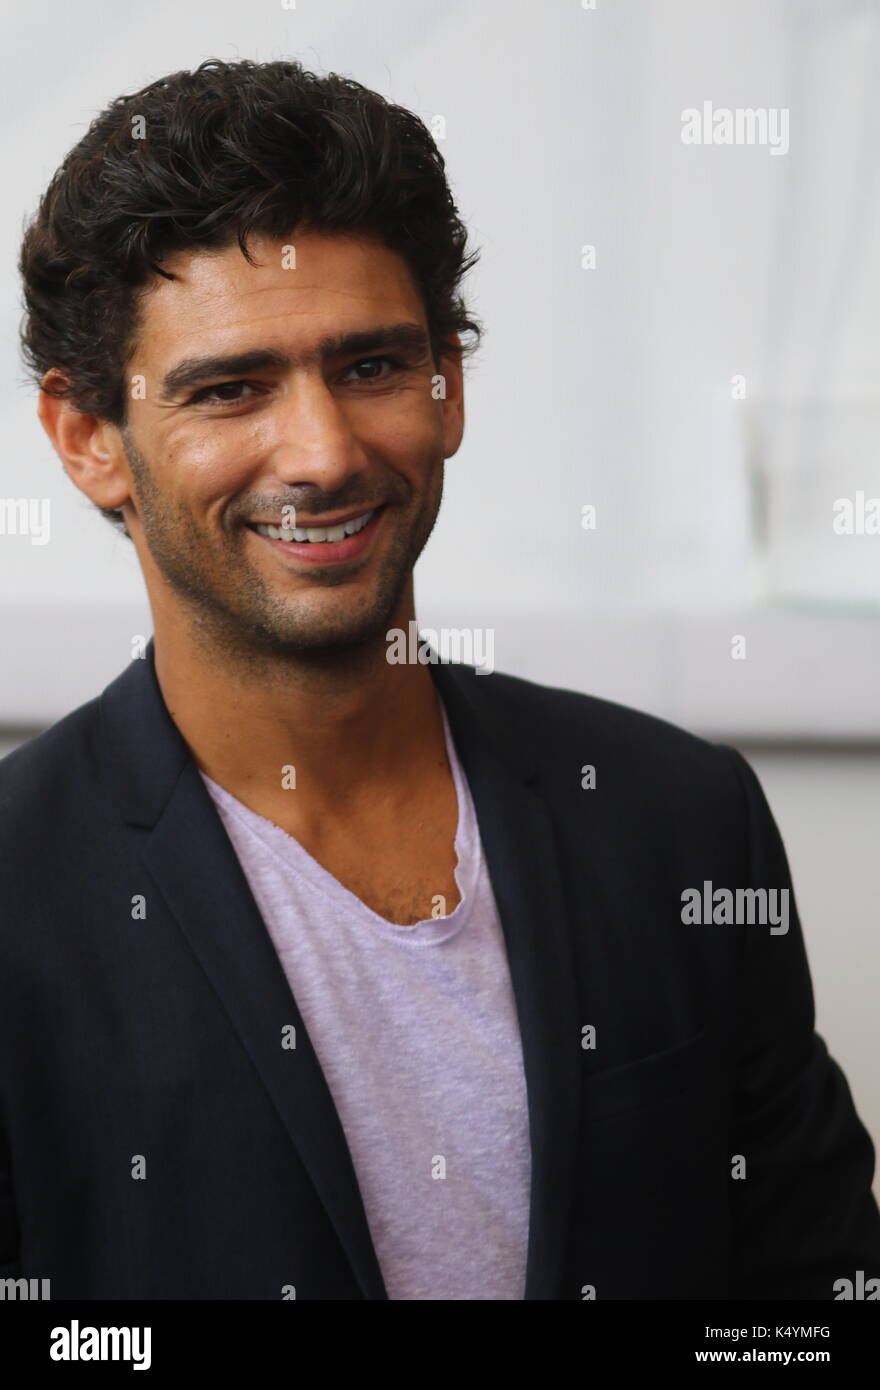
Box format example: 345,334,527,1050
51,226,466,930
2,58,879,1303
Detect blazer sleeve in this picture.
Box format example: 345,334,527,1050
720,745,880,1298
0,1118,20,1279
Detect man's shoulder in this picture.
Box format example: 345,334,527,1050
0,657,748,829
453,662,737,780
451,662,755,868
0,692,104,829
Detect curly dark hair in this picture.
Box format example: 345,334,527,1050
19,57,482,532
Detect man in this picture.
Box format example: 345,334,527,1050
2,57,878,1302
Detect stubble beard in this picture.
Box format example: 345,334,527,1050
121,430,443,666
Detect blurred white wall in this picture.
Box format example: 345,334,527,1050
2,0,880,731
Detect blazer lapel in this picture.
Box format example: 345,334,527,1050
100,645,388,1300
430,660,582,1301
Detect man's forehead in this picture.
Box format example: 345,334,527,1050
139,230,422,348
156,231,412,299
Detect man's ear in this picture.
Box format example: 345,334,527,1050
37,369,133,514
436,335,465,461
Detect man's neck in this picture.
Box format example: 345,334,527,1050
152,608,447,827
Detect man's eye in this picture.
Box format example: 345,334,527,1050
187,358,405,406
342,356,404,384
189,380,258,406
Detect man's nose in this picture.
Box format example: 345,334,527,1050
264,374,371,493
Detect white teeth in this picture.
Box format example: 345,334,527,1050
343,510,374,536
254,509,375,543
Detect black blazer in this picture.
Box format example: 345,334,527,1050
1,641,878,1300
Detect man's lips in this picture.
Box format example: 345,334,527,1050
246,505,386,565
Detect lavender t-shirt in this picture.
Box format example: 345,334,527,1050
200,700,531,1300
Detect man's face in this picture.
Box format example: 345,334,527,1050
117,229,463,656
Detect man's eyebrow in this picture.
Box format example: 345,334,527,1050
158,323,432,399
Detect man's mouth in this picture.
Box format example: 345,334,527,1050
245,505,386,565
250,507,377,544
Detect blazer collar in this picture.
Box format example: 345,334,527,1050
98,640,541,824
98,640,580,1300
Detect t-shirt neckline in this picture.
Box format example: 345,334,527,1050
201,695,480,946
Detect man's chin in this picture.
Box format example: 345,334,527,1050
228,592,406,660
162,528,415,660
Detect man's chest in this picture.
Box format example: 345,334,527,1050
237,772,462,927
303,817,461,925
